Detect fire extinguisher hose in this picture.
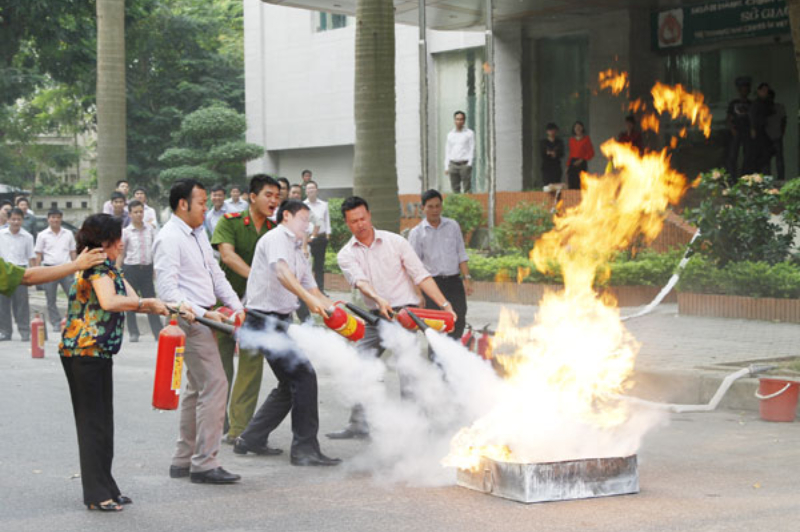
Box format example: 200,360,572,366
165,306,236,336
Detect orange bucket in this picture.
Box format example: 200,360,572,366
756,378,799,422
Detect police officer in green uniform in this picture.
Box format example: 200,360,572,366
0,249,107,296
211,174,281,441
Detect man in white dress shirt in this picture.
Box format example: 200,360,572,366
118,200,161,342
303,180,330,292
133,187,159,229
234,200,340,466
0,209,36,341
154,178,244,485
204,184,228,237
34,209,77,331
327,196,456,440
444,110,476,193
224,184,248,213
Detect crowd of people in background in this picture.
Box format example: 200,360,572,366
537,75,787,190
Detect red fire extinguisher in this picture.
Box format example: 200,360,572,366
461,325,475,351
152,315,186,410
323,302,365,342
31,312,45,358
476,325,493,361
395,307,455,333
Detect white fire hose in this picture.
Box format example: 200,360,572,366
614,364,775,414
620,229,702,322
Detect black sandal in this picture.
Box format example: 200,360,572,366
87,500,123,512
115,495,133,505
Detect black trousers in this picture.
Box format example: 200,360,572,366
309,235,328,291
239,312,320,456
61,356,120,506
423,275,468,340
567,161,587,190
123,264,163,339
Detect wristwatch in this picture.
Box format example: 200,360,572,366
464,275,472,280
441,301,450,308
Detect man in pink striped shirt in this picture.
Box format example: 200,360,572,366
327,196,456,440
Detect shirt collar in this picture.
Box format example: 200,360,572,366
277,223,302,248
353,228,382,249
170,215,195,236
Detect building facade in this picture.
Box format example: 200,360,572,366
245,0,798,195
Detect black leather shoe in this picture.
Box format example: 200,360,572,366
114,495,133,505
291,451,342,467
325,427,369,440
169,465,190,479
190,467,241,484
233,437,282,456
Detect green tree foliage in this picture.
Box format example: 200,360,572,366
1,0,246,199
493,201,554,255
683,170,796,266
158,105,262,187
441,194,484,241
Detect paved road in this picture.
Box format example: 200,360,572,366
1,332,799,532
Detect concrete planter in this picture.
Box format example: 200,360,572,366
324,273,671,307
678,292,800,323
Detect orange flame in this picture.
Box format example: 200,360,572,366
444,77,710,472
598,69,629,96
650,82,712,138
640,113,660,134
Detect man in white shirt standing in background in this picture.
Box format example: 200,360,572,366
118,200,161,342
444,110,475,193
0,208,36,341
303,180,330,292
34,208,77,331
133,187,159,229
224,184,248,214
205,184,228,237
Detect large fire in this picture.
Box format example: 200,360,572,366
443,75,711,472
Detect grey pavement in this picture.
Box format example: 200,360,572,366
1,330,800,531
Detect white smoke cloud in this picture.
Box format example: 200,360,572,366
238,315,666,486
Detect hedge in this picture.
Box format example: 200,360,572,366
323,249,800,299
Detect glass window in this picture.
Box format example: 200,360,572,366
316,12,350,32
435,47,488,192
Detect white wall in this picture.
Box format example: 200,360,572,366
245,3,527,194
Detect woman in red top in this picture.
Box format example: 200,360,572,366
567,121,595,189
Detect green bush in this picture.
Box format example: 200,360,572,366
683,169,795,265
678,257,800,299
324,249,342,274
493,202,554,255
442,194,484,241
780,178,800,224
326,197,351,252
605,249,682,287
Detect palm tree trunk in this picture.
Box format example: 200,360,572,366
96,0,126,211
354,0,400,232
789,0,800,83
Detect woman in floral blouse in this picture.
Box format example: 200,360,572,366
60,214,169,512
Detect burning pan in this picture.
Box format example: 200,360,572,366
456,455,639,504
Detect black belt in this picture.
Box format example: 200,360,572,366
434,274,461,280
450,160,468,165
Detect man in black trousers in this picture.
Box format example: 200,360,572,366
408,189,472,341
117,200,162,342
234,200,340,466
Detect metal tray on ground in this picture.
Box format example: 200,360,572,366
456,454,639,503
